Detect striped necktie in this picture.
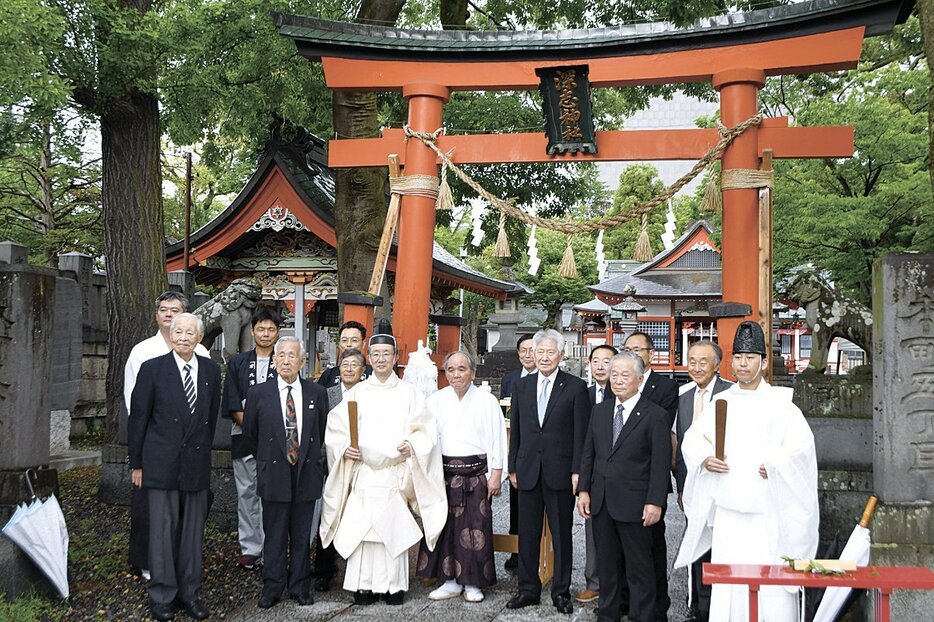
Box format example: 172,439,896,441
285,386,299,466
183,364,196,416
612,403,625,445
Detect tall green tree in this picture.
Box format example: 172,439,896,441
763,16,933,304
0,110,102,266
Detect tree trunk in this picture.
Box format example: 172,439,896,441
101,91,167,440
918,0,934,192
38,120,56,267
441,0,470,29
333,0,406,294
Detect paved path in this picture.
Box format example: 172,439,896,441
226,489,690,621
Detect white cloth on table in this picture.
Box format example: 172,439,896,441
426,384,508,480
675,382,818,622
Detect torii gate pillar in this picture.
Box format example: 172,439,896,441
395,83,450,363
714,68,765,379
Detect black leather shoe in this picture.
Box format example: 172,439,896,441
553,595,574,615
314,575,332,592
504,553,519,570
257,594,280,609
354,590,379,606
506,593,540,609
178,599,209,620
291,592,314,606
383,591,405,605
151,602,175,621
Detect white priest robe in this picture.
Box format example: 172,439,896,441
426,384,508,480
675,382,819,622
319,372,447,594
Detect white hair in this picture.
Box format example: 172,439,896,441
611,351,645,377
533,328,565,353
274,335,307,358
169,312,204,336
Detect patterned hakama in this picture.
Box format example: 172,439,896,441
417,454,497,588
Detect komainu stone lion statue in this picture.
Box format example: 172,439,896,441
784,269,872,373
193,277,264,362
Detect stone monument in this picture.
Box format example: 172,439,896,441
0,242,60,598
871,252,934,617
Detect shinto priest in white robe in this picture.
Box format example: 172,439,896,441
319,371,447,594
675,381,819,621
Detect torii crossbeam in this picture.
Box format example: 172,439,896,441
276,0,911,374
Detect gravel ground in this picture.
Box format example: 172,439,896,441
47,467,689,621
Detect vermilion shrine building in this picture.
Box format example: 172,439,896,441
274,0,910,379
164,130,516,366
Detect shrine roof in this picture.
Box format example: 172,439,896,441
589,220,722,299
275,0,911,62
165,130,514,296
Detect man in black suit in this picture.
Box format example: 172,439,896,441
575,343,618,604
499,333,535,570
222,308,281,572
242,336,329,610
129,313,221,622
506,329,590,615
578,351,671,622
623,330,679,621
674,340,732,622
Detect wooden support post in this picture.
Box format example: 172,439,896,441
393,83,450,365
714,68,765,380
759,149,774,383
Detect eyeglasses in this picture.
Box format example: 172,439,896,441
623,346,652,353
370,351,394,360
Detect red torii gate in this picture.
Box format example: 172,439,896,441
277,1,909,376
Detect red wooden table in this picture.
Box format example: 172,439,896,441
703,563,934,622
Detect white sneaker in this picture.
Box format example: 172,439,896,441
141,568,151,582
429,581,463,601
464,586,484,603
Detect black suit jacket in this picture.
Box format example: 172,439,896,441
242,378,329,504
578,395,671,523
588,383,611,408
640,369,679,427
128,352,221,492
508,370,590,491
674,377,732,493
222,349,278,458
500,368,523,399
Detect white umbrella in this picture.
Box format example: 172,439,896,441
812,495,877,622
1,470,69,599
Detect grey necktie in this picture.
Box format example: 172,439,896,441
612,403,625,445
538,378,550,425
183,364,196,416
596,387,604,404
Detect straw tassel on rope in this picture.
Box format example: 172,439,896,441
557,233,578,278
701,169,721,213
493,211,511,258
435,154,454,211
633,213,653,262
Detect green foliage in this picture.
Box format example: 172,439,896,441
602,164,666,260
518,227,599,327
763,16,933,304
0,591,63,622
0,108,102,266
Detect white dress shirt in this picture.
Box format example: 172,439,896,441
614,391,642,428
277,376,303,440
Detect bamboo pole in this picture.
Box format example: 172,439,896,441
368,155,402,296
758,149,774,382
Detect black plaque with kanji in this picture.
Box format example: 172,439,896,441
536,65,597,155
